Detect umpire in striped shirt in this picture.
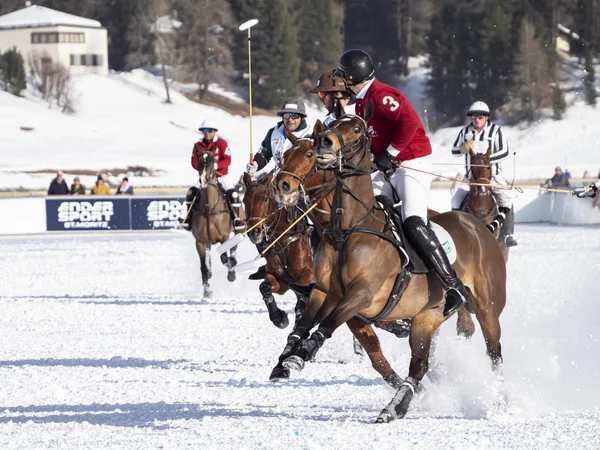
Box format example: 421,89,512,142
451,101,517,247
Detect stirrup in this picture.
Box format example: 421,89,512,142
443,286,467,317
505,235,518,247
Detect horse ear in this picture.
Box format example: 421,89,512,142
262,172,274,185
485,147,491,157
335,99,345,119
469,148,476,159
288,132,298,145
312,120,324,140
364,99,374,123
243,172,252,186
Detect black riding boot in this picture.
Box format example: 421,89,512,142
179,187,198,230
403,216,469,317
499,206,518,247
226,189,246,232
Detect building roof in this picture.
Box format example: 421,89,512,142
0,5,102,30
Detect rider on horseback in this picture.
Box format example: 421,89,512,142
334,49,469,317
246,99,312,175
310,70,355,127
181,119,245,231
451,101,518,247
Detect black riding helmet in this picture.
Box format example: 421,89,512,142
334,49,375,86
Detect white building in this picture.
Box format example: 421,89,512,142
0,5,108,75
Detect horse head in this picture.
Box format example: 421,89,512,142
196,150,216,188
315,100,372,170
466,147,496,220
273,121,324,206
468,147,492,194
242,171,274,244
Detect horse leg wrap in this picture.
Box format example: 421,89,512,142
262,285,289,329
220,253,229,265
298,329,329,362
294,296,307,322
282,333,303,358
383,371,404,390
376,376,418,423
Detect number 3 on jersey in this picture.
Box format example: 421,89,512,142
382,96,399,112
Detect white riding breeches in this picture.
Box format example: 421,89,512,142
371,154,432,221
450,173,515,210
193,174,234,191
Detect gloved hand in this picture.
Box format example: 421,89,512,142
246,161,258,175
572,184,598,198
375,151,396,177
460,140,475,154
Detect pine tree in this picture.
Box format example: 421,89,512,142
296,0,342,93
1,47,26,96
552,83,567,119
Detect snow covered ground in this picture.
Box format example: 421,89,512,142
0,225,599,449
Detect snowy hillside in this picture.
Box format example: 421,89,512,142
1,66,599,191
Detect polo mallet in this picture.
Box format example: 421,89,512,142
239,19,259,165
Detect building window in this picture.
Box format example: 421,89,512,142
31,32,85,44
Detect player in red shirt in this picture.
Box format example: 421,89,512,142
181,119,245,231
334,49,468,317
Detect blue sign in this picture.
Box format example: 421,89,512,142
131,197,186,230
46,198,130,231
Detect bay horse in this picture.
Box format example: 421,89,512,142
462,148,509,262
272,106,506,423
191,150,238,299
242,171,404,388
279,123,476,340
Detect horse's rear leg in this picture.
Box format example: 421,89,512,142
347,318,403,390
474,306,503,369
456,308,475,338
376,309,444,423
196,242,212,299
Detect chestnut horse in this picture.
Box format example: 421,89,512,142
462,148,509,262
272,108,506,423
191,150,237,299
242,171,404,388
279,125,476,339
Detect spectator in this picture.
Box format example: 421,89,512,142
115,177,134,195
69,177,86,195
546,166,570,188
90,175,111,195
583,170,591,180
47,170,69,195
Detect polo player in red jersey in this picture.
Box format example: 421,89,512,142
334,49,468,317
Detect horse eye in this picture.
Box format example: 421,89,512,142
264,197,269,203
354,127,360,133
306,152,313,158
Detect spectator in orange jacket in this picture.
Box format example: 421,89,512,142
90,175,111,195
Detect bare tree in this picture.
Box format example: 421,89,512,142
174,0,234,99
512,19,553,123
127,0,180,103
29,51,74,113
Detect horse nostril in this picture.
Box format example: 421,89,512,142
319,135,333,148
280,180,290,193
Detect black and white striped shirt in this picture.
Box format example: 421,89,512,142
452,122,509,176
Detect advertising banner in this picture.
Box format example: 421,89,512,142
46,198,130,231
131,197,186,230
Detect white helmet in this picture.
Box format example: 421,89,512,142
199,119,218,131
466,101,490,117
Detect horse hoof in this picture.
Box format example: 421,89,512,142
227,270,236,282
228,257,237,267
269,365,290,382
375,410,395,424
203,287,212,299
271,311,289,329
283,355,305,372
